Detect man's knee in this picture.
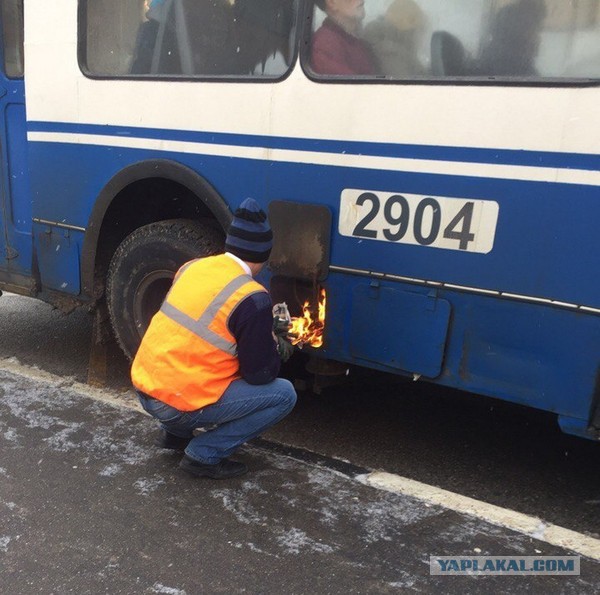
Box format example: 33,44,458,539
274,378,297,412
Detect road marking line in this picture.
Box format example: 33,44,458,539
0,357,140,412
2,357,599,561
358,472,600,561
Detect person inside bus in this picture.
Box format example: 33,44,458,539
363,0,426,78
234,0,295,76
131,0,240,75
130,0,168,74
478,0,547,77
310,0,377,75
132,198,297,479
183,0,240,75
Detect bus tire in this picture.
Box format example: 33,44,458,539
106,218,224,359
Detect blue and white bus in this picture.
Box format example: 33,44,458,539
0,0,599,438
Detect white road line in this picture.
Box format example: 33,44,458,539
0,357,140,412
2,357,599,561
358,472,600,561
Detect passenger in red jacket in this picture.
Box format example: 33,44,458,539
310,0,376,75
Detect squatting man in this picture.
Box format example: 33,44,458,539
132,198,297,479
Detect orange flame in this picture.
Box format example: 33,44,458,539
289,289,326,348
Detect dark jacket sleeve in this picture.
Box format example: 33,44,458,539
310,19,376,76
311,24,352,75
228,291,281,385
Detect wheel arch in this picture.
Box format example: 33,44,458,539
81,159,232,299
106,218,224,358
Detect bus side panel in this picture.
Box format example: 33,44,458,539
27,140,269,294
321,273,600,425
441,291,600,420
29,140,86,293
271,161,598,310
265,158,600,427
26,130,600,431
349,284,451,378
0,88,31,279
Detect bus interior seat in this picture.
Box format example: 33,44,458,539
430,31,466,76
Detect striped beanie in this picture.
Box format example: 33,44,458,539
225,198,273,263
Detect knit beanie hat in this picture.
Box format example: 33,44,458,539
225,198,273,263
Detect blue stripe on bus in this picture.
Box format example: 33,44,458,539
27,120,600,172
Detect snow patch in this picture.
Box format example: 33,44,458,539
435,517,528,554
276,528,334,555
133,476,166,496
306,468,336,487
151,583,187,595
44,422,84,451
388,570,419,589
86,432,154,466
99,463,123,477
0,536,12,552
212,483,269,526
246,542,278,557
2,429,19,443
359,499,432,543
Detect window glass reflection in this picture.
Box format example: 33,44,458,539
1,0,24,78
308,0,600,80
84,0,296,78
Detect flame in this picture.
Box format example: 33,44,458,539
289,289,326,348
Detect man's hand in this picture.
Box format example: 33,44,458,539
276,335,294,362
273,316,291,337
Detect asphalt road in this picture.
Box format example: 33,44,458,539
3,367,599,594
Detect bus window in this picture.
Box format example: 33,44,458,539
234,0,296,76
1,0,24,78
306,0,600,81
83,1,147,76
81,0,297,78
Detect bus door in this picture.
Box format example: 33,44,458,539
0,0,31,280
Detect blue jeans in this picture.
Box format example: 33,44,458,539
138,378,296,465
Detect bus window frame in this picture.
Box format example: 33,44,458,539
76,0,300,84
299,1,600,88
1,0,24,80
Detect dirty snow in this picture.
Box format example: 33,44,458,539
3,429,19,442
0,371,153,468
211,485,269,527
99,463,123,477
276,528,334,555
151,584,187,595
133,475,166,496
0,536,13,552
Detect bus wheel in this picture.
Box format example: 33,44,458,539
106,218,224,359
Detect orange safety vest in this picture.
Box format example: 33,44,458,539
131,254,267,411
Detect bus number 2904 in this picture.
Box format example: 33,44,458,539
339,189,499,254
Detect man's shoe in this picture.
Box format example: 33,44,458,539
155,429,191,451
179,454,248,479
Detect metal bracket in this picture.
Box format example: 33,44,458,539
369,280,380,299
426,289,438,311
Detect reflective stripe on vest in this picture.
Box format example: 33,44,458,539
131,253,268,411
159,274,253,355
